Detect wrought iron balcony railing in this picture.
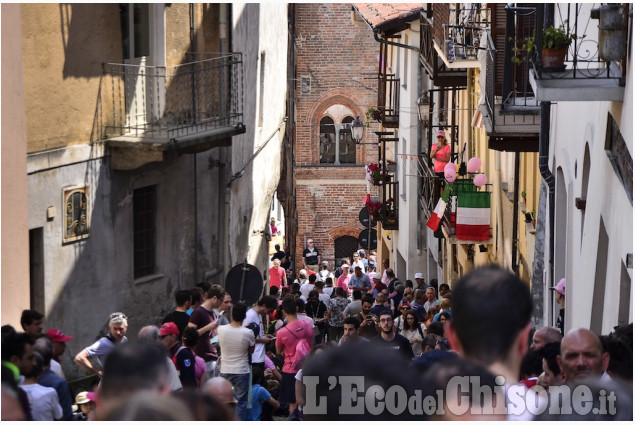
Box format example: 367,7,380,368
419,153,442,220
377,74,400,128
419,9,467,86
529,3,628,102
95,53,244,145
380,180,399,230
441,4,491,64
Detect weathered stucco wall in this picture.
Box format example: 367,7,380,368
230,4,289,280
21,4,122,152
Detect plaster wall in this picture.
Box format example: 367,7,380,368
231,3,289,280
1,4,30,329
392,25,429,282
550,95,633,333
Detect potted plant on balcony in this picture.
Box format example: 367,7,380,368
512,23,575,70
367,163,384,186
382,198,398,229
541,24,576,69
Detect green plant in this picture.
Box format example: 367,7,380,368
521,190,527,199
542,24,575,49
366,107,376,122
510,23,575,64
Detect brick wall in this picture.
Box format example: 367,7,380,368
293,4,382,268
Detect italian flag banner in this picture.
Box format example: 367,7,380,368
426,198,447,231
456,191,490,241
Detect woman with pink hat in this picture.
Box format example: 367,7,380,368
430,129,451,175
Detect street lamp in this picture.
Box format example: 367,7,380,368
416,92,430,127
350,115,365,144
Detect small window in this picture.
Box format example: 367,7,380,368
301,76,311,94
320,117,336,164
63,187,89,243
134,186,156,279
339,116,356,164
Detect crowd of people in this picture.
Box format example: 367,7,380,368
1,255,632,420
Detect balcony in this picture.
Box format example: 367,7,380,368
420,157,492,244
95,53,245,170
478,5,540,152
380,180,399,230
377,73,400,128
528,4,628,102
419,9,467,87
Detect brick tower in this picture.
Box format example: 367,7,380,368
291,4,380,271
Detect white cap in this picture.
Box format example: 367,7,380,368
414,273,424,279
368,272,380,280
341,264,350,269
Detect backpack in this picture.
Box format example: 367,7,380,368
287,322,311,370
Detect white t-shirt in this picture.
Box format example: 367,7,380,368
351,260,365,274
300,282,315,299
318,292,331,306
323,286,334,297
20,383,63,420
243,309,265,363
218,324,255,374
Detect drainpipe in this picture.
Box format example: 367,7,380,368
512,152,520,274
538,102,555,307
536,4,555,323
373,30,421,52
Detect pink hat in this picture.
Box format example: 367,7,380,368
159,322,179,336
46,329,73,342
550,278,566,296
437,130,446,137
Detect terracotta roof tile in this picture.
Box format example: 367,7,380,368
353,3,422,31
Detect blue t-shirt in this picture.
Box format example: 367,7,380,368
246,384,271,421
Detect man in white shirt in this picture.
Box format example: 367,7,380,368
300,274,317,299
217,303,255,421
351,251,365,274
243,296,277,374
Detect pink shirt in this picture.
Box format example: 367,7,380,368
269,266,286,289
432,143,451,173
337,274,351,293
275,319,314,373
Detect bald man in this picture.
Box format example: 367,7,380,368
558,328,610,383
204,377,237,419
530,326,562,351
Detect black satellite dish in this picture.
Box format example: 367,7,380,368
224,262,263,306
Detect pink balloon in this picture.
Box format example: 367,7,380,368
444,167,456,182
444,162,456,173
467,157,482,173
473,173,488,187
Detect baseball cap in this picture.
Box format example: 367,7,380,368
46,329,73,343
414,273,424,280
159,322,179,337
550,278,566,296
358,249,366,256
322,261,329,266
368,272,380,280
299,269,307,277
437,130,446,137
341,264,350,269
75,391,94,405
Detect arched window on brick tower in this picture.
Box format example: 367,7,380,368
334,235,359,268
318,105,357,165
319,116,335,164
339,116,355,164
